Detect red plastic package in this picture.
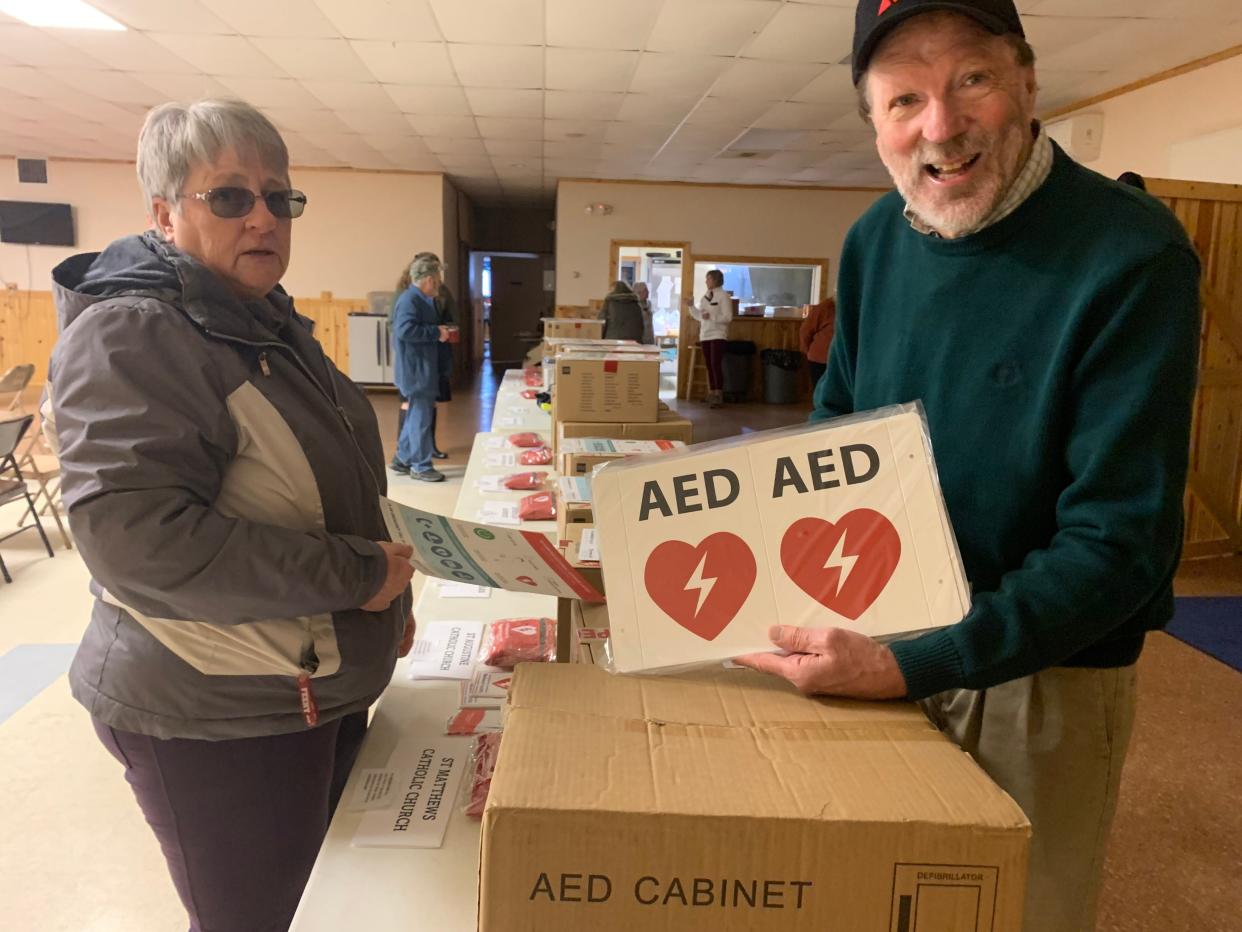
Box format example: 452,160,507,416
523,368,542,387
465,732,503,819
481,617,557,668
518,492,556,522
520,389,539,400
508,432,545,448
519,447,553,466
503,471,545,491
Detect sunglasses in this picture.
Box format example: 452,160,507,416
181,187,308,219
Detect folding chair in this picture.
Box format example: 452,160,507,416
16,413,71,549
0,415,55,583
0,364,36,412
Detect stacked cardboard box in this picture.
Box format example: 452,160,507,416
542,317,604,340
480,663,1030,932
558,437,686,477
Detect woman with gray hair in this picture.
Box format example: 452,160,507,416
390,252,451,480
45,98,416,931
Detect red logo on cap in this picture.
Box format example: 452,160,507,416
878,0,900,13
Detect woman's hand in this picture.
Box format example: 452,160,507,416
398,612,417,657
359,542,414,612
437,325,451,342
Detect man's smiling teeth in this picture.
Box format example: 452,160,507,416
928,156,977,177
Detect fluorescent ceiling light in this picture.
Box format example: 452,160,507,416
0,0,126,30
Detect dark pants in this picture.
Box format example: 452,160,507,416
93,712,368,932
808,360,827,391
700,339,726,391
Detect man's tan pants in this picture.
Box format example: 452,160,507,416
920,666,1137,932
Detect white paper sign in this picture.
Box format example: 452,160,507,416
499,416,522,427
459,670,514,709
405,621,485,680
438,581,491,599
485,451,518,468
476,475,506,493
485,436,507,450
351,741,468,848
592,406,970,673
477,501,521,526
380,496,603,600
579,527,600,562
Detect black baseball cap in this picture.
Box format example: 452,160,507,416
852,0,1025,85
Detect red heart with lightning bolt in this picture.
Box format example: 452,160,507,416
780,510,901,620
644,533,757,641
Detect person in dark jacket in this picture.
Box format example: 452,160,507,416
392,253,453,460
44,98,416,932
600,280,644,341
391,253,450,481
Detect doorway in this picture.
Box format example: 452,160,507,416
609,239,692,398
475,251,546,366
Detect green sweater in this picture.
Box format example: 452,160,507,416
813,144,1201,700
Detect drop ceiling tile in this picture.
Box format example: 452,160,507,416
51,29,200,74
541,139,604,158
466,88,544,118
712,60,828,101
1035,19,1181,73
436,153,499,171
263,107,353,134
646,0,781,56
0,66,84,99
366,133,431,153
0,26,111,69
134,72,234,101
429,0,544,45
350,41,457,86
406,113,480,136
474,116,544,139
218,77,324,109
383,154,444,171
1024,0,1182,15
90,0,233,33
545,48,639,91
628,52,733,96
615,94,699,123
789,65,856,106
424,136,489,155
301,80,399,111
197,0,340,38
337,110,421,136
250,38,372,81
604,122,678,146
313,0,440,40
545,0,664,50
384,84,471,115
41,96,145,129
56,69,164,106
752,101,851,130
1020,15,1118,55
544,91,624,121
149,34,288,78
543,119,608,142
667,124,743,150
450,45,544,88
825,109,869,132
483,138,544,156
743,3,854,63
684,96,771,126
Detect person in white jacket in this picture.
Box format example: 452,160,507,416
685,269,732,407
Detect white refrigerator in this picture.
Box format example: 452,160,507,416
348,312,393,386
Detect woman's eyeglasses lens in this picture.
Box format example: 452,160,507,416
202,187,307,219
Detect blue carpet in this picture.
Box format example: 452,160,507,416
0,644,77,726
1167,597,1242,673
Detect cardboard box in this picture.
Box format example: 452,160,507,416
567,600,611,666
554,477,595,545
554,353,661,424
557,409,694,454
559,438,686,477
541,342,659,391
592,407,969,673
543,318,604,340
480,664,1029,932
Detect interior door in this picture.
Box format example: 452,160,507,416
488,256,545,365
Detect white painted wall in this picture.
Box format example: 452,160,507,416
1048,54,1242,184
555,180,886,306
0,157,446,297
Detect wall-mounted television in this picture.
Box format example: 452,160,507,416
0,200,75,246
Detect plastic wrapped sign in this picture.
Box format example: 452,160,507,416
592,404,970,673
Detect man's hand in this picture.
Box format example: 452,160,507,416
437,325,451,342
398,612,417,657
359,542,414,612
734,625,907,700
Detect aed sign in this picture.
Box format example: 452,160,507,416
593,406,970,673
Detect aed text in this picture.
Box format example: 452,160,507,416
528,873,813,909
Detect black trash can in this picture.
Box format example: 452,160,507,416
721,340,756,402
762,349,803,404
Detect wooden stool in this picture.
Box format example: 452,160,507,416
683,344,710,401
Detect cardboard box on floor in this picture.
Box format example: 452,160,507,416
553,353,662,424
480,663,1029,932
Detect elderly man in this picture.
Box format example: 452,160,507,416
738,1,1201,929
634,281,656,345
392,254,451,481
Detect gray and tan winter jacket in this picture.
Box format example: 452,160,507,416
48,232,408,740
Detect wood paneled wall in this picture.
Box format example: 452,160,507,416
0,289,368,386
